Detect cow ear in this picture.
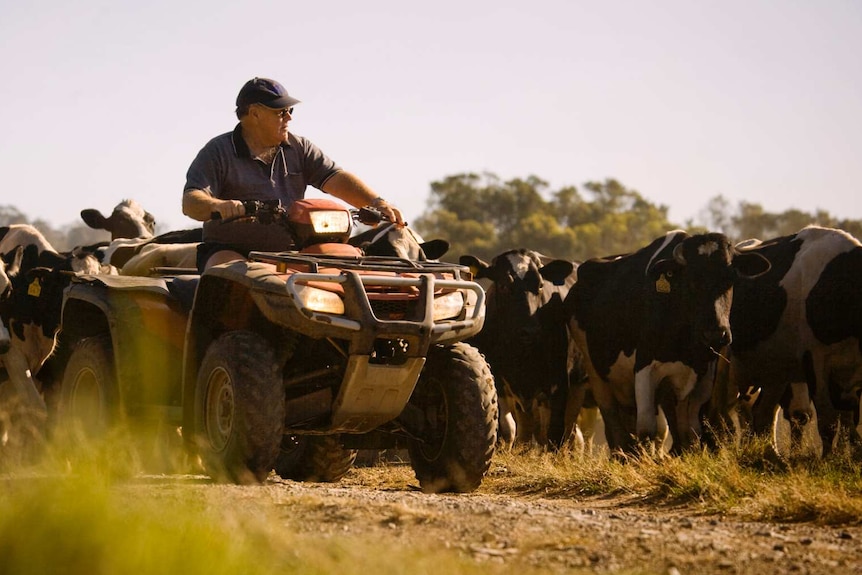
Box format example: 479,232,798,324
459,255,490,279
5,245,24,277
144,211,157,233
539,260,575,286
420,239,449,261
733,252,771,278
81,209,109,230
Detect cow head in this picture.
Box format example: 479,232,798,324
81,199,156,240
350,224,449,261
461,249,575,342
647,233,771,351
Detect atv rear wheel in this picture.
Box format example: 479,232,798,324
56,335,118,439
193,331,284,484
275,434,357,482
406,342,498,493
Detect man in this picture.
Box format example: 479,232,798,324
183,77,404,269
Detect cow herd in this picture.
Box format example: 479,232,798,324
462,227,862,460
2,201,861,465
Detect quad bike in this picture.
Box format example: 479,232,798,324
48,198,498,492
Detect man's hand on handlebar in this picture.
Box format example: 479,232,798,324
212,199,246,220
370,198,405,227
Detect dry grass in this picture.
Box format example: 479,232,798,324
479,435,862,525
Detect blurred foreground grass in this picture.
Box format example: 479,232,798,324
2,421,862,575
0,426,504,575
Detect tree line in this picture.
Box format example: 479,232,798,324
3,173,860,261
412,173,862,263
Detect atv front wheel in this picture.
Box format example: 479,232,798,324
193,331,284,484
275,434,357,482
406,342,498,493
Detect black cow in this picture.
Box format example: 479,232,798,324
564,231,770,453
460,249,578,449
729,226,862,456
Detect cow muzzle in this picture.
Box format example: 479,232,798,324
702,328,731,350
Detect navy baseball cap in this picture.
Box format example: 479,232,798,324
236,77,301,109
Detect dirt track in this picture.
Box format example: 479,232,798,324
129,463,862,575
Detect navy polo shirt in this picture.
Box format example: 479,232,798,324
184,124,342,250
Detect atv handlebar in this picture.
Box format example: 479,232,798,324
210,200,397,226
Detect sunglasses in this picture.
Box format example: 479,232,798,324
255,104,294,119
272,107,294,119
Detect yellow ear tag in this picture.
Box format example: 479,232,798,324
28,277,42,297
655,273,671,293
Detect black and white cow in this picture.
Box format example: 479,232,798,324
0,247,19,355
0,223,109,401
564,231,770,453
0,226,101,391
460,249,579,449
0,225,102,275
0,245,51,435
81,198,156,241
350,223,449,261
78,199,202,274
729,226,862,456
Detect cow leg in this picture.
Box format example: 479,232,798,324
782,382,813,455
577,406,600,448
587,378,634,452
655,389,681,454
496,381,518,450
546,384,572,450
563,381,589,447
497,400,517,451
0,348,47,460
1,348,46,414
0,321,10,355
810,354,840,457
635,366,659,441
686,366,718,449
672,396,702,454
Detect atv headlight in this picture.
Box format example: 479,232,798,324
432,290,464,321
310,210,351,234
295,284,345,314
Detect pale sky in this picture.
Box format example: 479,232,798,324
2,0,860,234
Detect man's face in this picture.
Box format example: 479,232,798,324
250,104,293,145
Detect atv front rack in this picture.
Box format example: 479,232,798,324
248,251,473,278
283,271,485,337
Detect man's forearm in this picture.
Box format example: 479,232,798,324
183,190,245,221
321,171,380,208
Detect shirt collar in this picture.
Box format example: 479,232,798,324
231,123,291,158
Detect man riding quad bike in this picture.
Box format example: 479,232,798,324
50,198,498,493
